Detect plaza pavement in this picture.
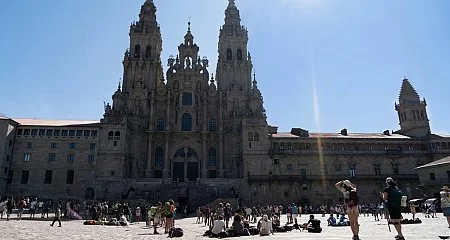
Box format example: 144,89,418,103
0,213,448,240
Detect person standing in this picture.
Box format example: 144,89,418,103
335,180,360,240
383,177,405,240
440,186,450,228
6,198,12,221
135,206,141,223
50,201,62,227
17,198,26,220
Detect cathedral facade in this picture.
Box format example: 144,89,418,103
1,0,449,206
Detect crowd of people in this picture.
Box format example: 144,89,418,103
0,178,448,239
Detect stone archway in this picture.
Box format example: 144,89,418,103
85,187,95,200
173,147,199,182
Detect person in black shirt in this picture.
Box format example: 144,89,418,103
383,177,405,240
306,215,322,233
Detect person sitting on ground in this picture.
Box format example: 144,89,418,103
259,214,273,236
118,213,129,226
338,213,350,226
272,215,281,229
327,214,337,226
305,215,322,233
211,215,227,238
232,214,250,236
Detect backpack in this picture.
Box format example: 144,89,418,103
169,227,183,238
387,186,403,208
164,202,171,216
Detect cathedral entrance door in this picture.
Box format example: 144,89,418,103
173,162,185,182
187,162,198,181
173,147,199,182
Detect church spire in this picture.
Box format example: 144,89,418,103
395,77,430,137
399,77,420,103
224,0,241,26
138,0,157,24
184,20,194,45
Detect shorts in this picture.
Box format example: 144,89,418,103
443,207,450,217
154,217,160,224
293,214,298,219
388,208,402,220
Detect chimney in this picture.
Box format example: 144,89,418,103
291,128,309,137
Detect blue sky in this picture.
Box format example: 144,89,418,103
1,0,449,133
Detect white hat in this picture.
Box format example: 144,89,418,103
343,180,352,186
386,177,394,183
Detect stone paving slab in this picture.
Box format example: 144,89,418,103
0,213,448,240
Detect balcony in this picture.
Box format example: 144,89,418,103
247,173,419,182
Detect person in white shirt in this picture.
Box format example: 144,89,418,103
211,216,226,237
259,214,273,236
29,199,37,219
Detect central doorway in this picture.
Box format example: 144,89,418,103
173,147,199,182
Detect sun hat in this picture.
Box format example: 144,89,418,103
386,177,394,183
343,180,352,186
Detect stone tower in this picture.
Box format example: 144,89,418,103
101,0,165,180
395,78,430,137
216,0,269,179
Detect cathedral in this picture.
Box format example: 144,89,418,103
1,0,449,207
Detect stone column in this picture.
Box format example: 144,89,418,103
146,134,153,178
163,132,170,179
219,133,224,178
201,134,207,178
218,92,225,178
184,154,188,182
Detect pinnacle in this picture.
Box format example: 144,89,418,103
399,78,420,102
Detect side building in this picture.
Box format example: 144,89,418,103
4,119,100,200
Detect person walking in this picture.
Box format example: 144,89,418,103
440,185,450,228
383,177,405,240
50,201,62,227
336,180,360,240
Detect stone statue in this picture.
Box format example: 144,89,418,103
104,102,112,115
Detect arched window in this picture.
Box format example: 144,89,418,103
108,131,114,140
237,49,243,61
208,148,216,167
182,92,193,105
114,131,120,140
154,147,164,167
145,45,151,58
134,44,141,58
248,132,254,141
227,48,232,60
181,113,192,131
254,132,260,142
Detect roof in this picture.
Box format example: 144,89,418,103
0,116,19,124
415,156,450,169
431,133,450,138
399,78,420,101
13,118,99,127
272,132,411,139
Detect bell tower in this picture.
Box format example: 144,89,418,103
216,0,253,93
119,0,164,117
395,78,431,137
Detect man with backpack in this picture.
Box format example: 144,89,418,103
335,180,360,240
383,177,405,240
